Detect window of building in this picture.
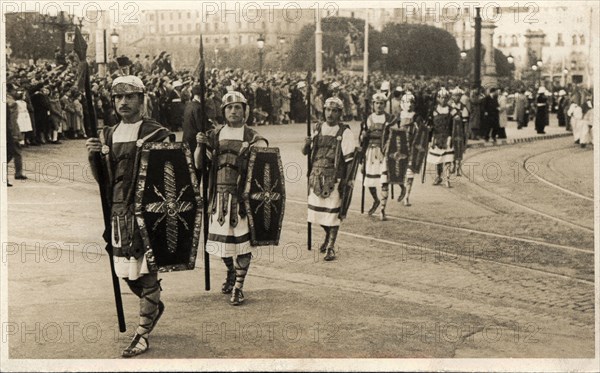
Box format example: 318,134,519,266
196,23,200,31
169,24,174,32
511,34,518,47
161,13,164,20
178,24,182,32
187,24,192,31
149,14,154,21
170,13,173,20
497,35,503,47
214,22,218,31
239,35,242,45
572,34,578,45
161,25,165,33
579,34,585,45
224,37,228,44
556,33,564,46
178,12,181,19
187,12,191,19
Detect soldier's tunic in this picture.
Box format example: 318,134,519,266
428,106,458,164
100,119,172,280
204,125,267,258
397,111,418,178
363,113,386,187
307,122,355,227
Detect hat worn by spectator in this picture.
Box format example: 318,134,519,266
559,89,566,96
395,86,404,92
538,87,546,94
380,81,390,91
116,56,132,67
297,81,306,89
112,75,145,95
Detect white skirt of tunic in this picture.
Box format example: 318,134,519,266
428,137,454,164
363,146,385,187
114,254,150,281
307,182,341,227
203,193,253,258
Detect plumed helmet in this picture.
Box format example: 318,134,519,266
372,92,387,103
111,75,145,95
324,97,344,110
220,91,248,111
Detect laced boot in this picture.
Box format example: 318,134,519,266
367,187,380,215
444,163,452,188
380,185,389,221
324,227,338,261
403,178,413,206
122,333,149,358
319,226,330,253
221,257,236,294
433,164,443,185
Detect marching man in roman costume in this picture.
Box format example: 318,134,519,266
303,97,356,261
360,93,396,216
195,91,268,306
450,86,469,176
428,87,461,188
86,76,172,357
393,91,421,207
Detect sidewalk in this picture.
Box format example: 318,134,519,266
468,116,571,149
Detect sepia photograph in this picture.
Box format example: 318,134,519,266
1,0,598,371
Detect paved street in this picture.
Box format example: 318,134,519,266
4,117,595,359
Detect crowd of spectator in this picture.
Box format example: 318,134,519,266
5,51,594,152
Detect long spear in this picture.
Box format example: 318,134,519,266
306,71,312,251
197,35,211,290
74,26,126,332
359,77,370,214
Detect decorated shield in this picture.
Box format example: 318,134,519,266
242,147,286,246
135,142,202,272
385,128,410,184
452,116,466,161
339,147,363,219
410,120,430,174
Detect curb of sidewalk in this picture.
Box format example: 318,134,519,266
467,132,572,149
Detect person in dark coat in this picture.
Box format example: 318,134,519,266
557,89,568,127
182,84,213,154
514,88,529,129
30,84,52,144
482,87,500,142
535,87,549,134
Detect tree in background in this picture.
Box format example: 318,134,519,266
5,13,60,64
379,23,460,76
288,17,380,72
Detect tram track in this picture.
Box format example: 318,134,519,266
522,147,594,201
461,145,594,233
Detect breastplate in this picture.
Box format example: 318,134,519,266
216,139,243,192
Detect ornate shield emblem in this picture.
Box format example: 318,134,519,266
385,128,410,184
242,147,286,246
452,117,466,161
410,120,430,174
135,142,202,272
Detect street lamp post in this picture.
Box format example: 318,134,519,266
257,34,265,75
460,50,467,76
214,48,219,67
110,28,119,58
536,59,543,88
381,43,389,76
